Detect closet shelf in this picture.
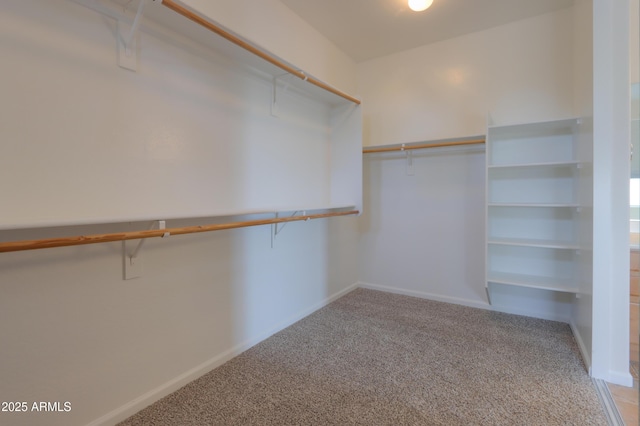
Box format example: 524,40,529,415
488,237,579,250
488,202,580,208
0,209,359,253
154,0,360,106
0,204,359,231
487,272,579,293
488,160,580,169
486,117,580,133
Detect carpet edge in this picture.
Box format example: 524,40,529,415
357,281,573,323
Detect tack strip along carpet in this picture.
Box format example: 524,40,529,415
119,289,607,425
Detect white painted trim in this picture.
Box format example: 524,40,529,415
357,282,571,323
604,370,634,388
569,319,592,374
87,283,360,426
357,282,491,310
590,0,632,384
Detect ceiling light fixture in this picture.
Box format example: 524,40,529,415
408,0,433,12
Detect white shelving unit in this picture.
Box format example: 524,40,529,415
485,118,584,299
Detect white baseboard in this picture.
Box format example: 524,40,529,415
357,282,491,311
569,321,634,387
87,283,359,426
569,319,592,374
358,282,570,323
603,370,634,387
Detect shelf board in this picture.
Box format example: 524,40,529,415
80,0,358,107
487,117,580,134
488,203,580,208
487,237,579,250
0,204,358,231
487,272,579,293
488,160,580,169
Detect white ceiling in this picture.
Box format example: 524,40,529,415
279,0,575,62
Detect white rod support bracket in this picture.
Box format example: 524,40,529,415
158,220,169,238
125,0,146,47
270,223,275,249
123,241,143,280
117,0,146,71
406,150,414,176
270,213,278,248
123,220,167,280
271,73,294,117
271,211,302,247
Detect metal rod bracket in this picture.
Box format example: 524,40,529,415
271,73,295,117
117,0,146,71
271,211,302,247
123,219,167,280
406,150,414,176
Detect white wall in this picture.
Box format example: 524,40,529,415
357,8,576,147
358,8,579,322
0,0,360,425
358,147,487,308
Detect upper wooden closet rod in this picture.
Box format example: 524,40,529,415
0,210,358,253
157,0,361,105
362,138,486,154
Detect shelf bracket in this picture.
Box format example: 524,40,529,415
117,0,147,71
400,145,414,176
123,219,169,280
270,211,303,248
271,73,296,117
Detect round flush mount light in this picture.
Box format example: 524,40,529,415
408,0,434,12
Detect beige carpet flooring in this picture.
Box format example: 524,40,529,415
119,288,607,425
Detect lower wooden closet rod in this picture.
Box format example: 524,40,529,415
0,210,359,253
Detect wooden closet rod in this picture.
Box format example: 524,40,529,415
0,210,359,253
362,138,485,154
158,0,361,105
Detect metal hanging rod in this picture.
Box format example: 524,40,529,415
362,138,486,154
155,0,361,105
0,210,359,253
